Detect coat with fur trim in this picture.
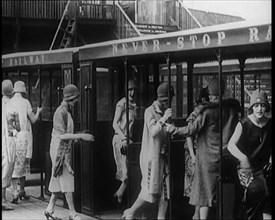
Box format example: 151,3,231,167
173,98,241,206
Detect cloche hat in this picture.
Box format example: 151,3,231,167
14,80,27,93
63,84,79,101
157,82,175,101
128,80,138,90
249,89,270,112
2,79,14,96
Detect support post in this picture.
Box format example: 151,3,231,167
216,49,223,220
238,58,246,118
166,54,172,220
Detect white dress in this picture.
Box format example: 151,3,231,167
11,93,32,178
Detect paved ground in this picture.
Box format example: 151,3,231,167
2,187,101,220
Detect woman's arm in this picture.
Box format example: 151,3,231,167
60,133,94,142
28,107,43,124
227,122,250,168
112,105,126,141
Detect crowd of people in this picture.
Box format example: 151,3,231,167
2,78,271,220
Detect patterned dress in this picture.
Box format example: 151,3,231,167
183,139,196,197
173,99,240,207
2,96,19,187
11,93,33,178
112,97,137,182
183,105,202,197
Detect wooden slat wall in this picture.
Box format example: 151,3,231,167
2,0,114,20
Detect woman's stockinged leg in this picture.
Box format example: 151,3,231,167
65,192,76,213
192,205,200,220
11,178,18,192
19,176,26,191
115,180,127,203
46,192,58,212
199,206,210,220
157,199,168,219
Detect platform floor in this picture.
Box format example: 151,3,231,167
2,174,123,220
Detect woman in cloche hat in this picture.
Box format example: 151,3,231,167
10,81,43,204
227,89,271,220
45,84,94,220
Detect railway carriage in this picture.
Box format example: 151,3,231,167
2,20,271,219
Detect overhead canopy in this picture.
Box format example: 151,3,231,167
2,47,78,68
79,20,271,66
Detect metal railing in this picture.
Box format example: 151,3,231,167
2,0,115,20
2,0,67,19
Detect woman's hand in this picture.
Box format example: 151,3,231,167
191,154,196,164
239,156,251,169
80,133,95,142
166,123,176,134
37,107,43,114
162,108,172,123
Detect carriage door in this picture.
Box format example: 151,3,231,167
78,61,97,215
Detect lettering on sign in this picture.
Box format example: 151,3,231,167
111,25,271,56
7,54,45,67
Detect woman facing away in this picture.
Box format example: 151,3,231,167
2,79,21,210
183,87,209,220
11,80,43,204
44,84,94,220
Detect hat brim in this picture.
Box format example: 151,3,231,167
3,90,15,96
64,93,80,101
14,89,27,93
158,97,169,101
249,101,271,113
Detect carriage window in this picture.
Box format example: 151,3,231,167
97,68,114,121
40,70,51,121
19,71,30,99
28,70,40,112
51,70,63,117
6,71,20,83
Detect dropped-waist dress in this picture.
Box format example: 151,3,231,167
2,96,19,187
112,97,137,182
11,93,33,178
173,99,240,207
48,101,74,193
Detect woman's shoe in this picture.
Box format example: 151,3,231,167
19,190,30,200
11,191,19,204
44,210,62,220
2,202,14,211
122,209,134,219
69,212,81,220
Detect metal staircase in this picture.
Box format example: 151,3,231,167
49,0,76,50
59,18,76,49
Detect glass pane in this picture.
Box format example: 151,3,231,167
97,68,113,121
29,70,40,111
52,70,63,116
6,71,20,83
19,71,30,100
40,70,51,121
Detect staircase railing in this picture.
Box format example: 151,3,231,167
2,0,114,20
49,0,71,50
114,2,141,39
2,0,67,19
